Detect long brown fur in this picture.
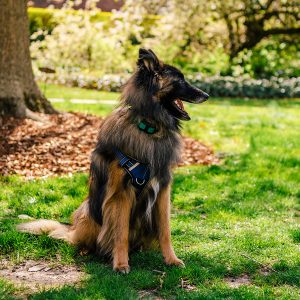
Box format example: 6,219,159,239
17,48,209,273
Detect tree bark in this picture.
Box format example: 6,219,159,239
0,0,56,118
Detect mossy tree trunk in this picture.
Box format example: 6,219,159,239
0,0,56,118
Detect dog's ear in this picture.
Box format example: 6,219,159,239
137,48,160,72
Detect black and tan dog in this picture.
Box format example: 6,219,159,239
17,49,209,273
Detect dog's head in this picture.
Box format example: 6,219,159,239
135,48,209,121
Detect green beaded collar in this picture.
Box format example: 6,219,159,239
138,120,157,134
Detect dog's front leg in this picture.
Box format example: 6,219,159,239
156,184,184,267
112,193,132,273
97,162,134,273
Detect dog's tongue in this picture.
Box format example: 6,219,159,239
175,99,184,111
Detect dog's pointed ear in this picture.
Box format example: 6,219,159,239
137,48,160,72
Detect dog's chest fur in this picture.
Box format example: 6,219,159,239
88,107,182,227
98,108,182,178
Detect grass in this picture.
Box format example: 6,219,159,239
39,82,118,117
40,82,120,101
1,83,300,299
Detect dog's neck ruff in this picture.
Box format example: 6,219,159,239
114,148,150,193
124,105,158,134
138,120,158,135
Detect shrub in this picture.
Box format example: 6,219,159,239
229,39,300,79
28,8,57,40
30,10,134,75
28,8,112,35
188,75,300,98
29,8,299,80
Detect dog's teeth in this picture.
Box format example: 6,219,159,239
175,99,184,111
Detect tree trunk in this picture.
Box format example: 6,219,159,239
0,0,56,118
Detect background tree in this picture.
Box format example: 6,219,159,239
26,0,300,82
218,0,300,59
139,0,300,67
0,0,55,118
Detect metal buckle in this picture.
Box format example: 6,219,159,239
128,162,140,171
135,178,145,186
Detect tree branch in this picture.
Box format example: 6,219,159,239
264,0,275,11
262,10,300,21
264,27,300,35
231,26,300,57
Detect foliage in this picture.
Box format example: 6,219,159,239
214,0,300,58
230,38,300,78
189,75,300,98
1,92,300,298
28,7,113,36
36,70,127,92
120,0,300,73
30,9,133,75
29,6,158,75
35,69,300,98
28,8,57,40
29,2,300,79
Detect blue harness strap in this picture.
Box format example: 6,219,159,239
114,149,150,191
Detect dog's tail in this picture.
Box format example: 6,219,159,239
17,220,72,242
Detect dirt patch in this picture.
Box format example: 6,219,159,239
138,289,163,300
179,278,197,291
260,267,271,276
138,277,197,299
0,112,219,178
224,274,252,288
0,259,85,293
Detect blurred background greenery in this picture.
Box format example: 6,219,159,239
28,0,300,98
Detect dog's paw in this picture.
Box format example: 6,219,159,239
113,264,130,274
164,256,185,268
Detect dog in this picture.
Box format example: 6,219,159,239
17,49,209,273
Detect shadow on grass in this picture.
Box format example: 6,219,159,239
27,249,300,300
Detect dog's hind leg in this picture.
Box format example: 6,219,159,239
156,184,184,267
68,200,101,249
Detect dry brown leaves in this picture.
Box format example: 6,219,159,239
0,112,219,178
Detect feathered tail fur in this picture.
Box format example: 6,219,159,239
16,220,72,242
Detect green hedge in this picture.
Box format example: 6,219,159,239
28,8,158,36
188,75,300,99
28,8,57,36
35,70,300,98
28,7,113,36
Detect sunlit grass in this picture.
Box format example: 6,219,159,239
1,84,300,299
39,82,120,101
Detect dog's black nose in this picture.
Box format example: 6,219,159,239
203,92,209,101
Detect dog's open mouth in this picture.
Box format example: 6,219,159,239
174,99,184,110
171,99,190,121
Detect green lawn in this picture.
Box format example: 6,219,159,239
40,82,120,101
1,84,300,299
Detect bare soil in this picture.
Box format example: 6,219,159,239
224,274,252,288
0,259,84,294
